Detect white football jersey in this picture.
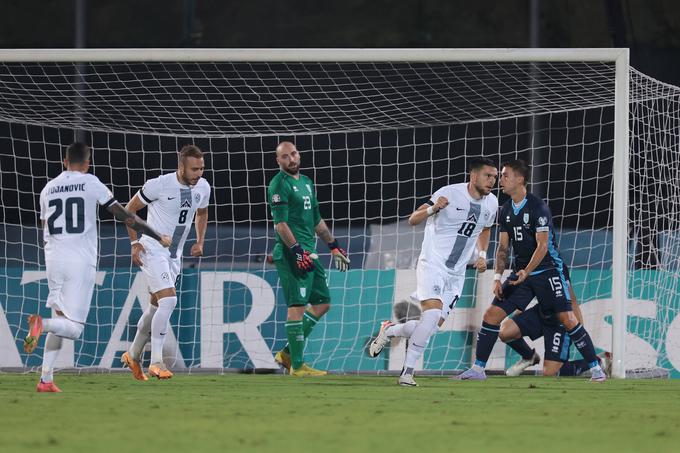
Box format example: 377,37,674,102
40,171,115,266
418,182,498,275
136,172,211,258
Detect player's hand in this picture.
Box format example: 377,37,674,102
131,242,146,267
290,243,315,272
493,280,503,299
510,269,528,286
159,235,172,248
475,257,487,273
433,196,449,213
328,240,350,272
190,242,204,257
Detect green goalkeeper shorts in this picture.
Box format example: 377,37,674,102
274,255,331,307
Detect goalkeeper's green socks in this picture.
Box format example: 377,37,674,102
282,311,320,355
285,320,305,370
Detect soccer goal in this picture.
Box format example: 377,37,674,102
0,48,677,379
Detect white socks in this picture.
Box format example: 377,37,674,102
150,296,177,364
403,308,442,371
385,320,418,338
39,315,84,382
43,316,84,339
129,304,158,360
40,333,62,382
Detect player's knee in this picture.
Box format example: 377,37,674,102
483,306,506,325
499,319,520,343
62,318,84,340
543,366,560,377
157,295,177,310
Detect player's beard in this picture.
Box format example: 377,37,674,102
283,162,299,176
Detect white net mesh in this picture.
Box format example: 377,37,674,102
0,56,678,376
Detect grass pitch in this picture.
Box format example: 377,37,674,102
1,373,679,453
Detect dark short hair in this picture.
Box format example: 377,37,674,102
468,157,496,173
179,144,204,163
502,159,531,185
65,142,91,164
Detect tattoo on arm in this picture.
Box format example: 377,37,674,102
108,202,162,242
495,244,508,274
315,219,334,243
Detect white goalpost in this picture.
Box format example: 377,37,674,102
1,48,678,379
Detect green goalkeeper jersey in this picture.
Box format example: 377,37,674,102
267,170,321,260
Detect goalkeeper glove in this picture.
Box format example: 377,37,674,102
290,243,315,272
328,239,350,272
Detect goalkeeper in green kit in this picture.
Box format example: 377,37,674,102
267,141,351,376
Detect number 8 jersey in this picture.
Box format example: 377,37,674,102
419,183,498,275
40,171,116,266
136,173,211,258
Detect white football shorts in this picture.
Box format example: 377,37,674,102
415,260,465,317
46,258,96,323
140,245,182,294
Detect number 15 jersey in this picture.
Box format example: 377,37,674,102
137,172,211,258
419,183,498,275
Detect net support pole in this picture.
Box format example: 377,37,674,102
612,49,630,379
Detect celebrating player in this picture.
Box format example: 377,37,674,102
24,143,170,392
368,158,498,386
457,159,607,382
268,141,350,377
121,145,210,380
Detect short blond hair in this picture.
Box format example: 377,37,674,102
179,144,203,162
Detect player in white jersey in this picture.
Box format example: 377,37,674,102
24,143,170,392
368,158,498,386
121,145,211,380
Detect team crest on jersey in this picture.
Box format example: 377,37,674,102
506,215,511,222
483,211,490,220
538,216,548,226
161,272,170,281
293,186,299,192
467,213,478,223
181,199,192,208
272,194,281,203
432,285,441,295
194,193,201,204
523,213,529,223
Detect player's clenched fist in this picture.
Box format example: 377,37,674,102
328,239,350,272
290,243,316,272
433,196,449,213
190,242,204,257
159,235,172,248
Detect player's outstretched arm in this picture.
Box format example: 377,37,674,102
190,207,208,257
275,221,315,272
107,201,171,247
315,219,350,271
408,196,448,226
493,232,510,299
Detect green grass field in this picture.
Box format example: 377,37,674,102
1,374,679,453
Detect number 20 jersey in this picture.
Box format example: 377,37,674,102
137,172,211,258
419,183,498,275
39,171,115,266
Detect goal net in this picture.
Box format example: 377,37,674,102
0,49,677,378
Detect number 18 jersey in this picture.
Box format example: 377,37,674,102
39,171,116,266
419,183,498,275
137,172,211,258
